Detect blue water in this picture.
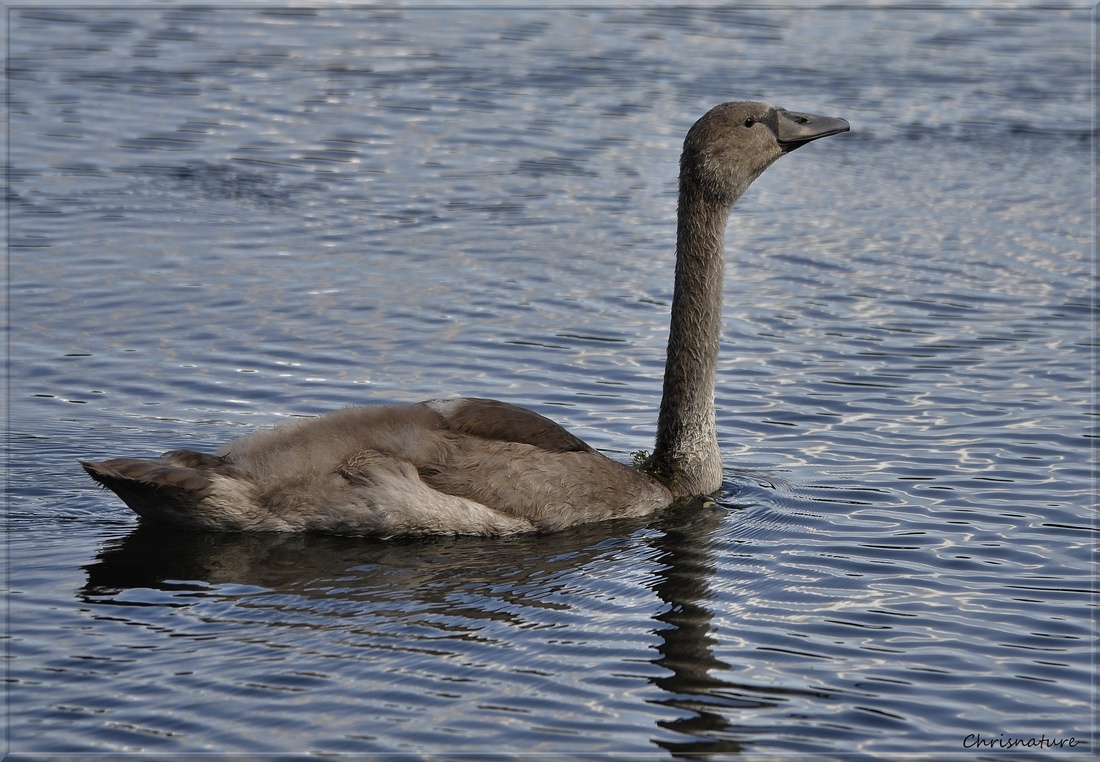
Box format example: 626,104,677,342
8,6,1094,759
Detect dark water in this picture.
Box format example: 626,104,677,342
8,6,1094,759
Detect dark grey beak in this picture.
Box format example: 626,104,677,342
775,108,850,152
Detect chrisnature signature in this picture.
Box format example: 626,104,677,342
963,732,1082,750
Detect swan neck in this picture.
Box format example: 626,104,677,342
653,190,728,497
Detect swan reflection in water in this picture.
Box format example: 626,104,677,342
81,502,827,753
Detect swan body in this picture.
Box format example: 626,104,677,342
84,399,669,535
82,101,848,536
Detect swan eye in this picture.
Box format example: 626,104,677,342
743,117,756,128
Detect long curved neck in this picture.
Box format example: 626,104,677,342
653,187,729,497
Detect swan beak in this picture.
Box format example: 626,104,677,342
775,108,850,152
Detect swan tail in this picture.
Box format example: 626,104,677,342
80,456,230,529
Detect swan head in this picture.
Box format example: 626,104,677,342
680,101,849,206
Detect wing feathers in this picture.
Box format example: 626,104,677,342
424,397,593,454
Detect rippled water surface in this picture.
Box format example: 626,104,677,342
8,6,1094,759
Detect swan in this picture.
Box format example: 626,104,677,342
82,101,849,536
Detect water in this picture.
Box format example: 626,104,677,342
8,6,1094,759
